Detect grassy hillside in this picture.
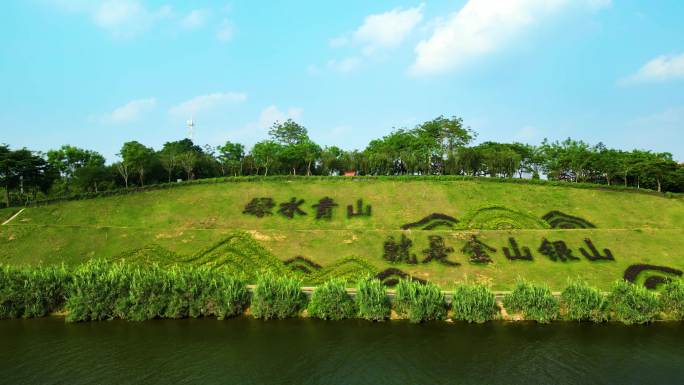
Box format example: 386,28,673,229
1,179,683,290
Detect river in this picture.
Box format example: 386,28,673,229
1,318,683,384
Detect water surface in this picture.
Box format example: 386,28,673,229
1,318,683,384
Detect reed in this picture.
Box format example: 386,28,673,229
450,284,499,323
356,277,390,321
659,280,684,320
607,280,659,324
503,280,558,323
65,260,132,322
560,279,606,322
308,278,356,320
394,279,448,323
251,273,306,320
0,265,69,319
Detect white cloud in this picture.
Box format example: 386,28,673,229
514,126,541,142
100,98,156,123
169,92,247,117
257,106,304,129
411,0,610,75
324,5,424,73
619,53,684,86
329,36,349,48
620,106,684,160
352,5,424,55
327,57,362,73
49,0,173,38
216,18,235,42
181,9,210,29
217,105,304,146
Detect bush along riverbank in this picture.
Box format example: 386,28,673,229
2,261,684,324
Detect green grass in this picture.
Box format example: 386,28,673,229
1,179,683,290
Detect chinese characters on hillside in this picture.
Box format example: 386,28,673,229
243,197,371,220
382,235,614,266
243,198,615,267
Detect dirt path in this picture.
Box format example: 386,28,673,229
2,208,25,225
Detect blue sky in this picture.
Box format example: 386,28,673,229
1,0,683,161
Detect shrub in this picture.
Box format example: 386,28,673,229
308,278,356,320
0,265,69,319
660,280,684,320
451,284,499,323
560,279,607,322
356,277,390,321
394,279,448,323
251,273,306,320
607,280,659,325
503,280,558,323
65,260,132,322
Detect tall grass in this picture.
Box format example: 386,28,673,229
503,280,558,323
0,265,69,319
118,265,249,321
65,260,131,322
308,278,356,320
251,273,306,320
394,279,448,323
607,280,659,324
560,279,606,322
64,260,249,322
451,284,499,323
659,280,684,320
356,277,390,321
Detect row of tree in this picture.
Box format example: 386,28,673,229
2,116,683,206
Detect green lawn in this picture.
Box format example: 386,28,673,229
1,179,683,290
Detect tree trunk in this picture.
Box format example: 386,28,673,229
307,160,312,176
657,178,661,192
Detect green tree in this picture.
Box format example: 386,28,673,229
217,141,245,176
119,141,155,186
47,145,105,191
251,141,282,176
176,152,199,180
268,119,308,145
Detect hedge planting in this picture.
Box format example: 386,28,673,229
503,280,559,323
450,284,499,323
394,279,448,323
307,278,356,320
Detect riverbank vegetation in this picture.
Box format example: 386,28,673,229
2,115,683,208
2,262,684,324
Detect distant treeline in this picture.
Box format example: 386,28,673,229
2,115,683,206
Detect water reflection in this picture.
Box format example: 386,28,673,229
1,318,683,385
